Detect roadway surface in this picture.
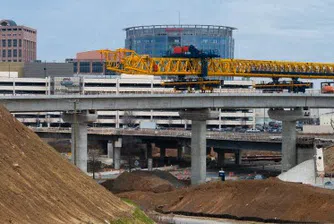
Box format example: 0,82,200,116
1,93,334,112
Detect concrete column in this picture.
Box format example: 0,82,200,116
177,147,183,160
62,110,97,173
107,140,113,159
160,147,166,159
281,120,297,171
217,151,225,167
148,158,153,171
235,150,242,165
147,143,153,171
268,108,308,172
113,138,122,170
191,120,206,184
179,109,219,185
114,147,121,169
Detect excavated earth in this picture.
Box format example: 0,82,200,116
0,106,141,224
118,178,334,223
101,170,183,194
324,145,334,174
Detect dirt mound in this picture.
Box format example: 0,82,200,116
151,170,185,188
102,171,175,193
119,178,334,223
0,106,141,224
324,145,334,174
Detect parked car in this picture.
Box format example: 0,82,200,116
246,128,261,133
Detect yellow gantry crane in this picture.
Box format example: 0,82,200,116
100,45,334,93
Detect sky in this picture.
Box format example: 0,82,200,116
3,0,334,63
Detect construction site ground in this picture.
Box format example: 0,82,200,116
0,105,151,224
116,177,334,223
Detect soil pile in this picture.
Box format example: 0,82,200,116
102,170,175,193
119,178,334,223
324,145,334,174
151,170,185,188
0,106,139,224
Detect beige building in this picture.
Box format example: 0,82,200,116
0,19,37,62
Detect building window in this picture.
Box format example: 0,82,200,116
2,39,5,47
19,39,21,47
73,62,78,73
8,39,11,47
13,39,17,47
2,50,5,58
19,49,22,57
7,50,11,58
79,62,90,73
13,49,17,57
92,62,103,73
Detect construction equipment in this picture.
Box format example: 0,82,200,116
100,46,334,93
254,79,313,93
321,82,334,93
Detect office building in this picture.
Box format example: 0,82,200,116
0,19,37,62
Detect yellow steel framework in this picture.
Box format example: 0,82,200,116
100,48,334,79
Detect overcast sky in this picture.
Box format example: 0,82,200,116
3,0,334,62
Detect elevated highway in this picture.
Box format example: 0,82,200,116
3,92,332,184
31,127,321,155
0,93,334,112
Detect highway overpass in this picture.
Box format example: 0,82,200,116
0,93,334,112
3,93,332,185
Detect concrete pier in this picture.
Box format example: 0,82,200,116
113,138,122,170
235,150,242,165
177,146,183,160
217,151,225,167
160,147,166,160
114,147,121,169
62,110,97,172
107,140,113,159
268,108,309,172
147,143,153,171
179,109,219,185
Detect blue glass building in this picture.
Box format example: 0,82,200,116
124,25,236,58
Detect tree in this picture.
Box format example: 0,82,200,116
88,149,101,179
123,111,136,128
122,136,139,172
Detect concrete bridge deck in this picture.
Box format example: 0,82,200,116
1,93,334,112
31,127,330,142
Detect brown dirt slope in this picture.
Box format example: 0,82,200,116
119,179,334,223
324,145,334,174
102,171,175,193
0,106,136,224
